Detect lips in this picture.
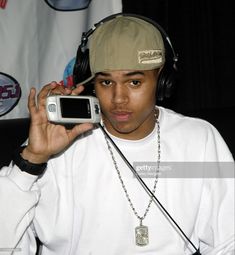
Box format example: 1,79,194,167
111,110,132,122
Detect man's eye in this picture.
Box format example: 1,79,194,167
101,80,112,86
130,80,141,86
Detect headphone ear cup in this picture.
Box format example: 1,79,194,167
156,64,176,102
156,70,165,102
73,46,91,85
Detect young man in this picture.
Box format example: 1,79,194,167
0,14,234,255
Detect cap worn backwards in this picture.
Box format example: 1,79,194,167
89,15,165,76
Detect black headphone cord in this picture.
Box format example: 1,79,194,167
98,123,201,255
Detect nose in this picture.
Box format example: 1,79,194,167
111,83,128,105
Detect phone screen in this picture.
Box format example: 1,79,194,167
60,98,91,119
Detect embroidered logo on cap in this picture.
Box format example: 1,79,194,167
138,50,163,64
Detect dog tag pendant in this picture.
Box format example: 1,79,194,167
135,220,149,246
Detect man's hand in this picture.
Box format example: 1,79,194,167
21,82,93,164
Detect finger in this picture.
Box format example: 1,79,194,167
28,87,37,115
38,82,58,100
49,83,70,96
71,85,85,95
67,123,94,141
37,82,60,109
28,87,48,125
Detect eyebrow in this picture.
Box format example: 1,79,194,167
96,71,145,77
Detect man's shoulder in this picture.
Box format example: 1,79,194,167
158,106,214,130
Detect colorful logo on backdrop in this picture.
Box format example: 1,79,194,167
60,57,76,88
44,0,92,11
0,72,21,116
0,0,8,9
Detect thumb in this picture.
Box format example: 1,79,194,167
67,123,94,141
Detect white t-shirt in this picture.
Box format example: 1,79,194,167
0,107,234,254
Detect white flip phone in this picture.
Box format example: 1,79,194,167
46,95,101,124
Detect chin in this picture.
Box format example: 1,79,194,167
113,123,139,135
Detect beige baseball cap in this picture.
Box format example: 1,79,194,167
89,15,165,78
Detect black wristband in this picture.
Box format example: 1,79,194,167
12,146,47,176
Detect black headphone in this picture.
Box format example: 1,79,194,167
73,13,178,101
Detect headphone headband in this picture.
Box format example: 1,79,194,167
73,13,179,101
80,13,178,62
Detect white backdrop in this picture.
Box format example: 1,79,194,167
0,0,122,119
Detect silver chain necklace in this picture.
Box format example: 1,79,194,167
104,119,161,246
